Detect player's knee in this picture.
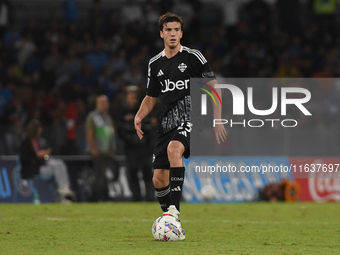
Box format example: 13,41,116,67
167,142,183,161
153,174,166,188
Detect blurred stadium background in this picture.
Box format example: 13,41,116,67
0,0,340,203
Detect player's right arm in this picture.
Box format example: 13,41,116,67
136,55,161,139
134,95,158,140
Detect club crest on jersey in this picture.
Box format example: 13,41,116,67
178,63,187,72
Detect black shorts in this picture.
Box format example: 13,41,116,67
153,122,192,169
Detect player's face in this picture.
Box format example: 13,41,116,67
160,22,183,49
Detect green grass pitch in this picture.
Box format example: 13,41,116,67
0,202,339,255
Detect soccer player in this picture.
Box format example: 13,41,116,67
134,12,227,239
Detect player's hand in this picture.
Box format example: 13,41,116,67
134,115,144,140
214,124,227,144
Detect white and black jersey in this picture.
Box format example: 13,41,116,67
146,45,215,134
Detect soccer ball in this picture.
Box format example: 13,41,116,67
201,184,216,200
152,215,182,241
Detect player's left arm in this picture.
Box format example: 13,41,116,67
195,51,227,144
207,79,227,144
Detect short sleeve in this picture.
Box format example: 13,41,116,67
146,63,160,97
200,62,216,79
191,49,216,79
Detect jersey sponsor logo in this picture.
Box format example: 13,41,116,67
178,63,187,72
157,69,164,77
171,177,184,181
160,79,189,93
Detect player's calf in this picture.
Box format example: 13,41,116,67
153,169,171,212
167,141,186,211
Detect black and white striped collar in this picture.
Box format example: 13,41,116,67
161,45,183,57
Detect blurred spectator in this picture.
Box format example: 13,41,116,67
27,88,55,123
90,0,107,38
171,0,195,30
85,38,108,75
144,0,161,37
86,95,116,201
58,46,82,78
72,61,97,103
44,20,61,45
107,49,128,74
15,33,36,68
121,0,144,26
61,100,79,155
49,99,67,154
218,0,244,28
4,110,24,154
62,0,78,24
123,57,143,86
43,45,63,77
7,95,27,126
118,86,156,201
19,119,75,203
98,67,119,100
0,82,14,120
22,19,42,47
74,99,86,154
4,22,21,45
0,0,10,38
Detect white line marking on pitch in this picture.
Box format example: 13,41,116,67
46,218,68,221
42,218,339,225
